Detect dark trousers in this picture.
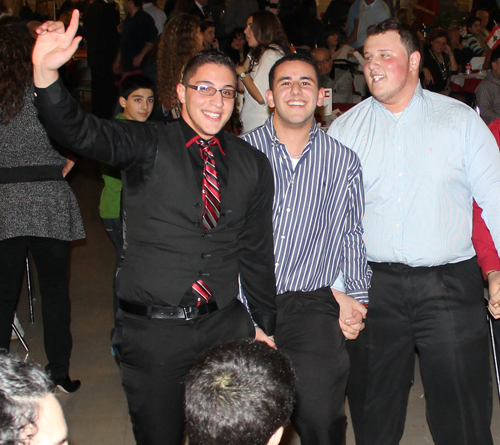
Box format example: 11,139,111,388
0,237,73,378
347,258,493,445
90,65,117,119
113,299,256,445
275,288,349,445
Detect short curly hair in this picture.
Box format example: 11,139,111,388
0,22,34,125
0,355,52,445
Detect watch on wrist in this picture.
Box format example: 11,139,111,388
239,71,247,80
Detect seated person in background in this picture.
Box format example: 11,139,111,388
447,27,475,71
312,47,353,103
184,339,296,445
0,355,68,445
421,28,458,95
101,73,155,336
463,16,487,57
476,46,500,124
476,9,490,52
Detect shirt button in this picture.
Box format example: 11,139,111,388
286,208,291,212
397,198,401,202
275,262,279,267
280,235,285,239
397,146,401,150
395,223,400,228
194,202,201,208
398,172,403,177
194,221,200,227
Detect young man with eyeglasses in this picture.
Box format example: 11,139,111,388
32,11,276,445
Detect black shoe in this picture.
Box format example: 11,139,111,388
53,376,81,394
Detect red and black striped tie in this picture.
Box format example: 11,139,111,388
192,137,221,304
197,138,221,230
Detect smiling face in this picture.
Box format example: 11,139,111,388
431,36,447,54
177,63,235,139
266,60,324,129
244,16,259,48
119,88,155,121
363,30,420,113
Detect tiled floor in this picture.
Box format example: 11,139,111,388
10,157,500,444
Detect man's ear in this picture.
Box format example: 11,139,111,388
267,426,284,445
177,83,186,104
266,89,275,108
119,97,127,109
409,51,421,73
316,87,325,107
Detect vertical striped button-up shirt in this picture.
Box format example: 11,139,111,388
242,116,372,304
328,83,500,267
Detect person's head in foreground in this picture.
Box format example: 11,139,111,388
0,355,68,445
176,49,237,140
363,18,422,113
185,339,297,445
118,73,156,122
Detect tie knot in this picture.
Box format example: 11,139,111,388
196,138,218,149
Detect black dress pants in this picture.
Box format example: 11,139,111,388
112,298,255,445
0,236,73,378
346,258,493,445
275,287,349,445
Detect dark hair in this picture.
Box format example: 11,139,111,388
366,18,422,59
0,23,34,125
0,355,52,444
466,15,481,31
230,26,245,41
321,24,342,51
131,0,143,8
248,10,291,72
185,340,296,445
119,73,156,99
491,45,500,64
157,13,202,110
269,52,321,88
200,18,215,33
182,49,236,84
425,27,448,46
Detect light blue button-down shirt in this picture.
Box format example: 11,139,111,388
328,83,500,267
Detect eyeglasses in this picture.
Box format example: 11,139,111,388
184,84,237,99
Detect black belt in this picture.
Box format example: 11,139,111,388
0,166,65,184
119,299,218,320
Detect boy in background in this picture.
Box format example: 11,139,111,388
100,74,155,343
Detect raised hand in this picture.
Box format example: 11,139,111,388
33,9,82,88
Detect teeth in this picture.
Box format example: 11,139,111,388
204,112,220,118
373,75,385,81
288,101,305,105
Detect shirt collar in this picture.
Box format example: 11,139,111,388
264,113,320,150
370,82,424,117
180,117,226,155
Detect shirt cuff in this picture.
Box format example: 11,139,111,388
346,289,369,305
480,254,500,280
34,77,66,106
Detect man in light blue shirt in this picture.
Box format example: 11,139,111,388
328,18,499,445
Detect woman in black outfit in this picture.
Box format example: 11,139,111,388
422,28,459,95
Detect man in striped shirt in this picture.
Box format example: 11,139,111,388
241,53,372,445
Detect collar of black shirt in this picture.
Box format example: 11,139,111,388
179,117,226,156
